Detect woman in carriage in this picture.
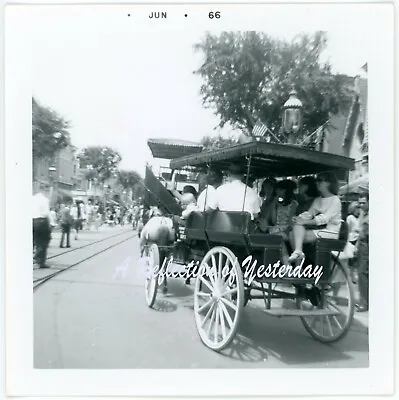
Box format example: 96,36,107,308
288,171,342,263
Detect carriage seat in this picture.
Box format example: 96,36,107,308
205,211,252,245
185,211,206,240
315,220,348,253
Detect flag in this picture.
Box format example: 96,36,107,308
252,120,268,137
361,63,368,73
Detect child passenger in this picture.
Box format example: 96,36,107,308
269,179,298,240
180,193,199,219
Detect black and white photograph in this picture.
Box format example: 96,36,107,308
4,2,395,397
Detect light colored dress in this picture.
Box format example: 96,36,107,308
299,195,342,239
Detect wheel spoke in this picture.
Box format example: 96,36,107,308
331,315,343,330
214,307,219,344
197,292,211,298
325,299,347,316
220,301,234,329
220,297,237,312
198,298,213,314
206,304,217,336
325,315,334,337
201,302,215,328
204,262,216,287
311,316,318,331
220,287,238,297
218,303,227,339
221,259,231,284
218,252,223,280
200,276,214,292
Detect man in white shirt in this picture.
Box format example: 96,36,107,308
32,182,51,268
215,164,261,219
197,169,223,212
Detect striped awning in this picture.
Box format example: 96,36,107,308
147,138,203,159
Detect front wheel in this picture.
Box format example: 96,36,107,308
143,243,160,308
296,256,355,343
193,246,244,351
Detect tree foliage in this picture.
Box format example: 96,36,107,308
78,146,122,183
194,31,353,142
32,97,71,160
200,134,239,151
118,169,143,190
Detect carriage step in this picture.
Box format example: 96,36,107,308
263,308,340,317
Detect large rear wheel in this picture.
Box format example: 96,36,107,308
194,247,244,351
296,256,355,343
144,243,160,308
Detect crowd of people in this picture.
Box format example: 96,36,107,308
139,164,369,312
32,182,136,268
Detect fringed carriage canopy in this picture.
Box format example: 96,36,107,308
170,140,355,179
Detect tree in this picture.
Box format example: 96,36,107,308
78,146,122,183
118,169,143,190
194,32,353,142
132,182,145,201
32,97,71,162
200,134,239,151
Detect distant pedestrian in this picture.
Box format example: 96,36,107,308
356,194,369,312
59,202,73,248
79,202,86,229
71,200,82,240
86,199,95,230
32,182,51,268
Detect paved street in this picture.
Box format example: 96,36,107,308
34,231,369,369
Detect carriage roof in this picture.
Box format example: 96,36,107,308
170,140,355,178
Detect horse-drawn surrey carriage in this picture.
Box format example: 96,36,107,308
141,139,355,352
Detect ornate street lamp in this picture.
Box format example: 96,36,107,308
282,89,303,145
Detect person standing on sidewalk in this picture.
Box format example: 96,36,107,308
71,200,82,240
49,207,58,231
33,182,52,268
59,201,73,248
85,199,95,230
356,193,369,312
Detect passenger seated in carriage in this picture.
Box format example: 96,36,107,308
288,172,342,263
197,168,223,212
296,176,319,215
179,193,199,220
215,164,261,219
269,179,298,239
256,178,277,233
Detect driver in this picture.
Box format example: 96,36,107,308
214,164,260,219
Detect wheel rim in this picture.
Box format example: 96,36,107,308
144,244,160,307
297,258,355,342
194,247,244,351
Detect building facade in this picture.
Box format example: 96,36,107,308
342,70,368,181
317,65,368,185
33,144,78,201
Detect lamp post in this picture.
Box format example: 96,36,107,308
48,165,57,207
282,89,303,145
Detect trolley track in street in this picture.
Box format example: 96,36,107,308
33,230,138,291
46,228,135,260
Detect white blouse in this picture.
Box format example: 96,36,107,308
300,195,342,233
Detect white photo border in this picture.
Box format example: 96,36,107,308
4,2,395,397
